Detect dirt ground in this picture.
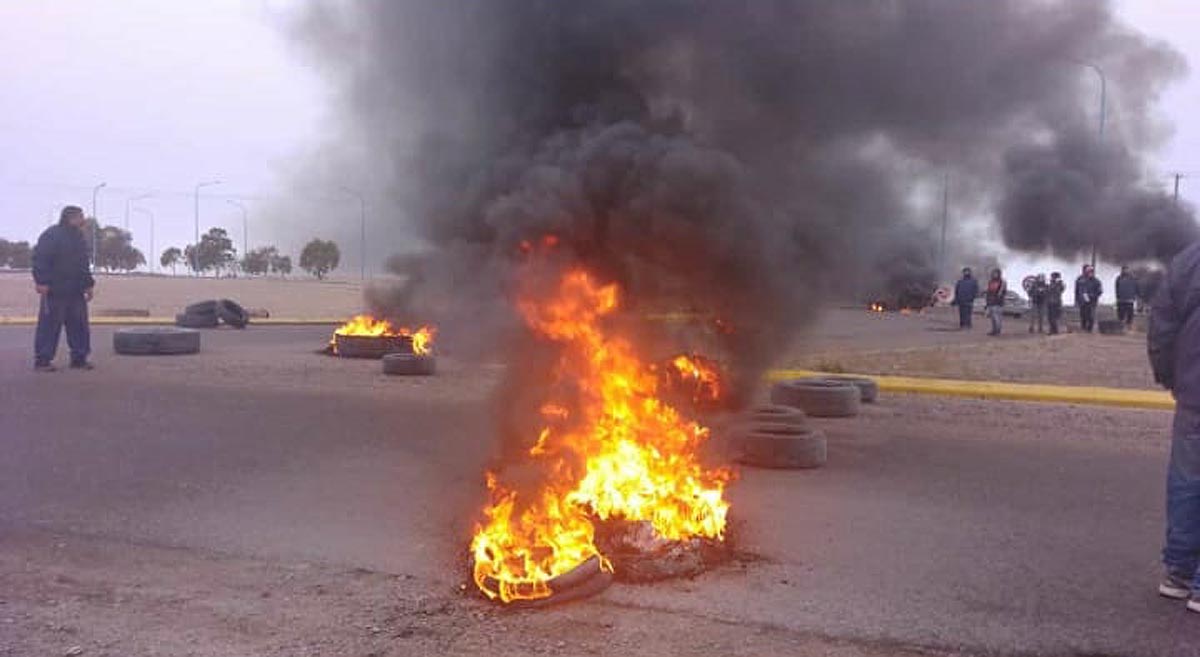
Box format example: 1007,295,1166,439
0,271,365,319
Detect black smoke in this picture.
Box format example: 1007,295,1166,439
291,0,1191,382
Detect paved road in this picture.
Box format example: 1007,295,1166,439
2,324,1198,656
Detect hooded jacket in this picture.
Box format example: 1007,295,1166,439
32,224,95,297
1149,242,1200,410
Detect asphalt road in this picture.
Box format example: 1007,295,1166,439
1,323,1198,656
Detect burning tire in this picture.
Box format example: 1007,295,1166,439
735,424,828,469
478,555,612,608
175,312,220,329
216,298,250,329
382,352,436,376
113,327,201,356
334,334,412,359
770,379,860,417
818,375,878,403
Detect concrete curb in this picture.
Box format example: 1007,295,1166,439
0,317,343,326
767,369,1174,411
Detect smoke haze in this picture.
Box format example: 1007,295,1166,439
292,0,1193,383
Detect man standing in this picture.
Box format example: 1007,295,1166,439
1046,272,1066,335
1027,273,1048,334
1116,265,1140,330
1149,242,1200,612
1075,264,1103,333
952,267,979,330
985,268,1006,336
32,206,95,371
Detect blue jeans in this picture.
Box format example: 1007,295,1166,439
34,293,90,365
1164,406,1200,587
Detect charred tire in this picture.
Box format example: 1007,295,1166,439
113,327,201,356
480,555,611,608
382,353,436,376
216,298,250,328
770,379,860,418
1098,319,1126,335
735,427,827,469
175,312,220,329
184,300,218,315
820,375,879,403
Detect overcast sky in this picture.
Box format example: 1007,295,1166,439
1,0,1197,281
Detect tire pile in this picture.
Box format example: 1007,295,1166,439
726,375,878,470
175,299,250,329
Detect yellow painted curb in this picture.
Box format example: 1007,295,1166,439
768,369,1175,411
0,317,344,326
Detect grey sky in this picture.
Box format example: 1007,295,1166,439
0,1,1197,279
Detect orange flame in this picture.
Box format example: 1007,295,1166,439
868,303,886,313
470,270,730,603
329,314,437,355
668,354,723,405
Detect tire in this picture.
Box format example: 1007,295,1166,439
216,298,250,329
479,555,611,608
735,427,827,469
748,404,809,427
769,379,860,418
382,353,436,376
819,375,879,403
113,327,201,356
185,300,218,315
175,312,219,329
335,334,411,359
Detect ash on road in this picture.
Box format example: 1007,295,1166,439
0,319,1196,657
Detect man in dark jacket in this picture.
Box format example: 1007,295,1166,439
1149,242,1200,612
1027,274,1048,334
1046,272,1066,335
952,267,979,330
1116,265,1139,330
984,268,1006,336
1075,264,1103,333
32,206,96,371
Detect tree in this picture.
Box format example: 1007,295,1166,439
299,239,340,280
160,247,183,275
187,227,236,276
270,253,292,277
84,219,144,272
0,239,32,269
241,246,276,276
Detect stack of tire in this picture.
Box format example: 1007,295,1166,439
729,405,827,469
769,375,877,417
176,299,250,329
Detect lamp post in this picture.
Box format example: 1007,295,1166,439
1076,60,1106,267
132,207,155,273
193,180,221,275
125,193,152,231
339,186,367,280
227,199,248,259
91,182,106,269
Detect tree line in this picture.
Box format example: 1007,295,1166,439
2,219,343,280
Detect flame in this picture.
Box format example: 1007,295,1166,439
329,314,437,355
868,303,886,313
470,270,730,603
668,354,723,405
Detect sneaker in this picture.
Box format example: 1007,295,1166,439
1160,572,1192,600
33,362,56,372
69,361,94,370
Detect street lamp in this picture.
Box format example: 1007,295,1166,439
339,186,367,280
1074,60,1106,268
125,193,152,231
193,180,221,275
91,182,106,269
227,199,248,259
132,206,155,273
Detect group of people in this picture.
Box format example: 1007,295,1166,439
951,264,1141,336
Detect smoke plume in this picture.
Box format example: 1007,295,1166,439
292,0,1192,384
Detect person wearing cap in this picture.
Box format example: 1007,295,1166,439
1046,272,1066,335
1149,241,1200,612
952,267,979,330
31,205,96,371
1075,264,1103,333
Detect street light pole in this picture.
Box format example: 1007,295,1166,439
339,186,367,280
193,180,221,275
133,207,155,273
91,182,106,269
227,199,248,259
124,193,152,231
1078,61,1106,268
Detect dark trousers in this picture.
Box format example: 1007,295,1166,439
1118,301,1135,327
957,302,972,328
1047,303,1063,334
34,293,90,365
1079,302,1097,332
1164,406,1200,588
